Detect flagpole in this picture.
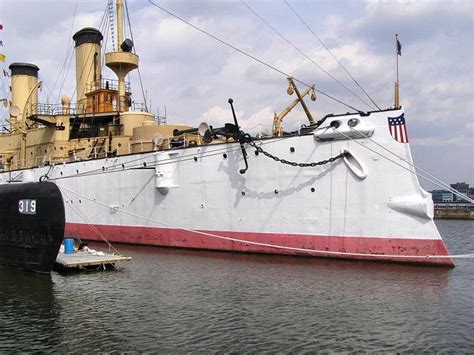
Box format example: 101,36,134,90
394,34,400,108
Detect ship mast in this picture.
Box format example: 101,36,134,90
394,34,401,108
105,0,138,112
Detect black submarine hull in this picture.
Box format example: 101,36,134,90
0,182,65,273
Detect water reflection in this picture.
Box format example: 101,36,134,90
98,243,456,352
0,268,61,351
0,222,471,353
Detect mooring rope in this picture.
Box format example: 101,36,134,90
57,185,473,260
63,189,123,256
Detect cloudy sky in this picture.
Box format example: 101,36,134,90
0,0,472,189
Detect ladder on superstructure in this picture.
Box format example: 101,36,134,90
108,0,115,51
88,138,107,159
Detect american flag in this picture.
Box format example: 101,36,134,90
388,114,409,143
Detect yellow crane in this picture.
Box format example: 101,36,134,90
272,77,316,136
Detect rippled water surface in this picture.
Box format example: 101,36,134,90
1,220,473,352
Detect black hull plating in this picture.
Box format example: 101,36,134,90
0,182,65,273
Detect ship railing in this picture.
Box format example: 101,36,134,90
28,102,152,117
130,102,148,112
155,114,167,125
29,103,77,116
85,78,131,93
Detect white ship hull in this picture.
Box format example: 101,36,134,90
0,108,453,266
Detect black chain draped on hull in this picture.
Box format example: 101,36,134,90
0,182,65,273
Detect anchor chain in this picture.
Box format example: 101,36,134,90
248,141,346,167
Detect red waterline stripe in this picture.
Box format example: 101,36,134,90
65,223,453,266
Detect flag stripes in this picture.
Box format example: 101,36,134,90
388,114,409,143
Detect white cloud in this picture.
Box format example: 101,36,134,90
200,105,242,127
411,136,473,148
241,106,274,132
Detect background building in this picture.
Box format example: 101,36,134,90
431,182,471,203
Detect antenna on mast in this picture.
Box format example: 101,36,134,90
394,34,402,108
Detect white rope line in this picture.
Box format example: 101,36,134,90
350,127,474,204
57,185,473,260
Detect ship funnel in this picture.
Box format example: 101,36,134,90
8,62,39,130
73,27,103,113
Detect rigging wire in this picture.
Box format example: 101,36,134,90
101,7,110,74
52,0,78,102
241,0,375,111
349,127,474,203
332,126,474,204
65,196,123,255
37,75,53,101
56,44,76,102
147,0,363,113
69,4,109,103
124,0,149,112
284,0,381,111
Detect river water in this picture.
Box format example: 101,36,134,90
0,220,473,352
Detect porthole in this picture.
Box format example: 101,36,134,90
348,118,360,128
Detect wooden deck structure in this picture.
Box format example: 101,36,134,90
55,250,131,270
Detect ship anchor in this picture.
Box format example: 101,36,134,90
227,98,251,174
